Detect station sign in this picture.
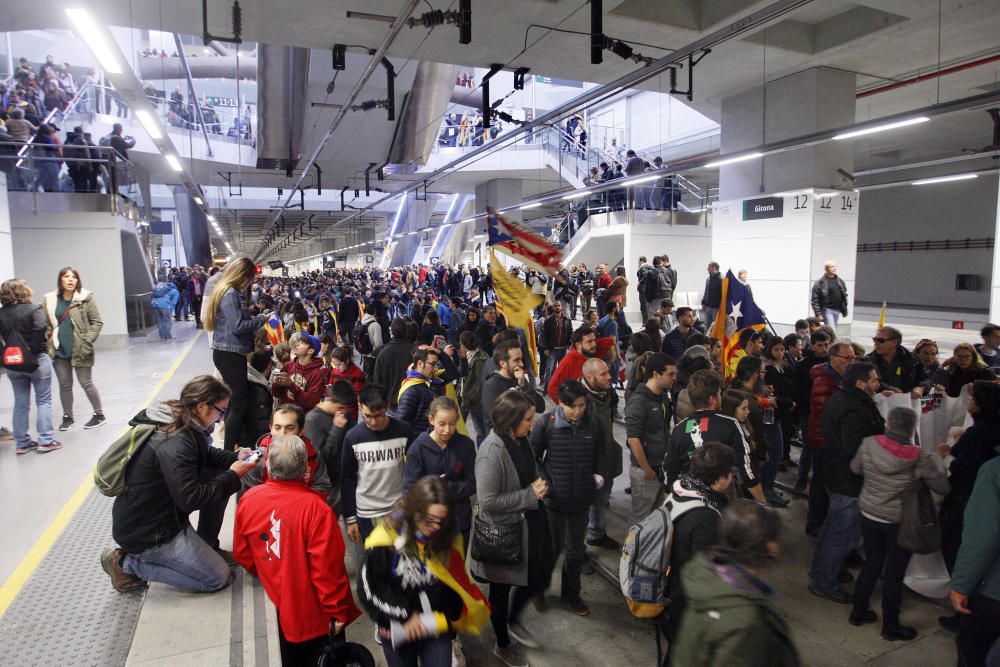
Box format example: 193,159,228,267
742,196,784,221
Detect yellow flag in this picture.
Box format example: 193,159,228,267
489,250,544,376
877,301,887,329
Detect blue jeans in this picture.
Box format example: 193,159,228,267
587,477,613,541
382,634,452,667
122,525,232,592
8,353,54,448
824,309,841,327
154,306,173,339
809,491,861,594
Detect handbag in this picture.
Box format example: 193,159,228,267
897,465,941,555
0,311,39,374
470,503,523,566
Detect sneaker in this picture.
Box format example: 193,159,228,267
0,426,13,441
16,441,38,455
808,584,853,604
849,608,878,626
508,621,541,648
59,415,74,431
36,440,63,454
766,493,790,508
881,625,918,642
493,642,529,667
100,548,146,593
586,535,621,550
562,596,590,616
83,413,107,429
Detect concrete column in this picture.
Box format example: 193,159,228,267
713,68,859,333
990,173,1000,324
719,67,856,200
0,174,15,281
474,178,522,227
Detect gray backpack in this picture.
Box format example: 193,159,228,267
619,495,714,617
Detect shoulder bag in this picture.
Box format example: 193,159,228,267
470,502,523,566
896,461,941,555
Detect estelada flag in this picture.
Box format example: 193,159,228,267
487,206,562,275
264,313,284,346
710,269,767,379
490,249,544,377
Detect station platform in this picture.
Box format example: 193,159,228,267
0,318,968,666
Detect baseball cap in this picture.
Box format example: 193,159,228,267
301,334,322,356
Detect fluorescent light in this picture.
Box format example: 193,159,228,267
207,215,216,222
703,152,763,169
193,196,203,205
65,8,122,74
833,116,929,140
520,202,541,210
134,109,162,139
912,173,978,185
563,190,591,200
165,154,183,172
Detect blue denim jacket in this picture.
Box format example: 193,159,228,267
210,288,262,354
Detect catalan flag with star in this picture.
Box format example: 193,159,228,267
709,269,767,379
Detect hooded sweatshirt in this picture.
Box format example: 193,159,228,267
670,551,800,667
272,357,329,412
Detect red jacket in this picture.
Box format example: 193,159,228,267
273,358,329,412
547,337,617,402
328,363,366,411
807,363,841,448
234,479,361,642
597,272,612,289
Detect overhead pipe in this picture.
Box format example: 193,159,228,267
173,33,214,158
255,0,422,259
590,0,603,65
858,53,1000,99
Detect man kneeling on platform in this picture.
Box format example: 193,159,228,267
234,435,361,665
101,375,258,593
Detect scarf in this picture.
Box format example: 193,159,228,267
672,474,726,515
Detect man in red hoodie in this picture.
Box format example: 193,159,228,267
242,404,332,502
234,435,361,665
273,333,330,412
547,326,617,402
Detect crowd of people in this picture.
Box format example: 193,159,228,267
66,253,1000,667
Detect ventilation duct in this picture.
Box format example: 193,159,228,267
256,44,310,172
385,61,458,173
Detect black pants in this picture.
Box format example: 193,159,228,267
939,497,966,573
213,349,250,450
488,582,534,648
806,446,828,533
195,468,230,548
852,517,912,630
958,593,1000,667
547,507,588,600
190,295,203,327
276,613,328,666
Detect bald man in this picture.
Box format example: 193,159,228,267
581,358,620,551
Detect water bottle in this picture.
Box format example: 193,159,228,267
761,394,776,425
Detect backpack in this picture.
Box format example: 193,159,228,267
619,495,715,617
644,269,671,301
352,319,376,355
0,309,40,374
99,133,113,147
93,423,159,496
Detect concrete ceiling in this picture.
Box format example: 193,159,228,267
9,0,1000,258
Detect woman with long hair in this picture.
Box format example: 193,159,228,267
0,278,60,453
731,356,783,506
468,391,553,667
44,267,106,431
944,342,995,398
360,476,489,667
205,257,265,450
103,375,257,593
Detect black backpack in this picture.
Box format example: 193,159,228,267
352,320,376,355
0,309,40,374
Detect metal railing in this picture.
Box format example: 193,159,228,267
126,291,154,335
1,141,140,204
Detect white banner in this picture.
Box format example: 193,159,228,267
873,386,970,599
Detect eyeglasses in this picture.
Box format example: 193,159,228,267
872,337,891,344
211,404,228,419
833,355,856,361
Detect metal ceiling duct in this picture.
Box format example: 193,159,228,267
256,44,310,172
385,61,459,172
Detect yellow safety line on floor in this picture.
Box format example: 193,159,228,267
0,331,204,618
